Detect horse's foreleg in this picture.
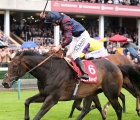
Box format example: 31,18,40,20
33,94,58,120
119,92,126,113
92,95,106,120
24,93,46,120
68,98,83,118
76,95,93,120
136,96,140,117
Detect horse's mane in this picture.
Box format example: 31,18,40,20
15,50,65,59
15,50,43,57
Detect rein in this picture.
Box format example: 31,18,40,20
25,53,55,74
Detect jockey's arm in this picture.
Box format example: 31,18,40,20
60,24,72,48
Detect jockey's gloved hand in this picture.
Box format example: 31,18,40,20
40,12,46,19
53,45,62,52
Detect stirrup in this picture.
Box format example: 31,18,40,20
79,74,89,80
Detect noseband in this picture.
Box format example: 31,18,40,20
4,58,23,84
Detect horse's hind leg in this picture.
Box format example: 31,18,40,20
92,95,106,120
68,98,83,118
102,92,126,115
136,96,140,116
119,92,126,113
76,95,93,120
109,98,122,120
103,90,122,120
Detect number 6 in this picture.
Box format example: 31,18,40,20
88,65,95,74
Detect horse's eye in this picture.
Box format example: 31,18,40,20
13,66,18,69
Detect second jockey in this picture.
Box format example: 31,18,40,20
80,38,108,59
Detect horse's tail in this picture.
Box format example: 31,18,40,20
118,65,140,90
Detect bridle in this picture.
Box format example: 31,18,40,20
5,53,55,84
4,58,23,84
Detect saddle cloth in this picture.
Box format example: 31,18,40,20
71,59,98,84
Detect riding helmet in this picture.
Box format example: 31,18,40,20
45,11,61,23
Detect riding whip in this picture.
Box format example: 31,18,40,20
43,0,49,13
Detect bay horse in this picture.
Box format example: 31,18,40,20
2,51,140,120
69,54,140,119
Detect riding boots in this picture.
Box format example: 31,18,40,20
76,61,89,80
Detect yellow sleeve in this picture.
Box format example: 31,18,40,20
80,52,85,58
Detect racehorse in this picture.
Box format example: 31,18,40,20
69,54,140,119
2,51,140,120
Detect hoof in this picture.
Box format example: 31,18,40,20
24,117,30,120
137,111,140,117
136,109,140,117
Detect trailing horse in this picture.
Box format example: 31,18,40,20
2,51,140,120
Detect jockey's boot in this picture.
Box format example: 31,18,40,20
76,61,89,80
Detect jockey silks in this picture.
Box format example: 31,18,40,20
59,14,85,48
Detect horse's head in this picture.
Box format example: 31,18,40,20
2,52,27,88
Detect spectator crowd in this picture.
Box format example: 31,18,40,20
0,14,140,67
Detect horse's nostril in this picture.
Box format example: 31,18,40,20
2,82,10,88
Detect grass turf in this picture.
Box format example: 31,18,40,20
0,89,139,120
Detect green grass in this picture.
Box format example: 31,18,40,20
0,89,139,120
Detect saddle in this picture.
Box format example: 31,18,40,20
48,49,98,84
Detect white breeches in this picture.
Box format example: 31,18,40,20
85,47,108,59
66,30,90,60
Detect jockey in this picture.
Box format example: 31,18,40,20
80,38,108,59
40,11,90,80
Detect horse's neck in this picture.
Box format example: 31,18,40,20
25,56,48,77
